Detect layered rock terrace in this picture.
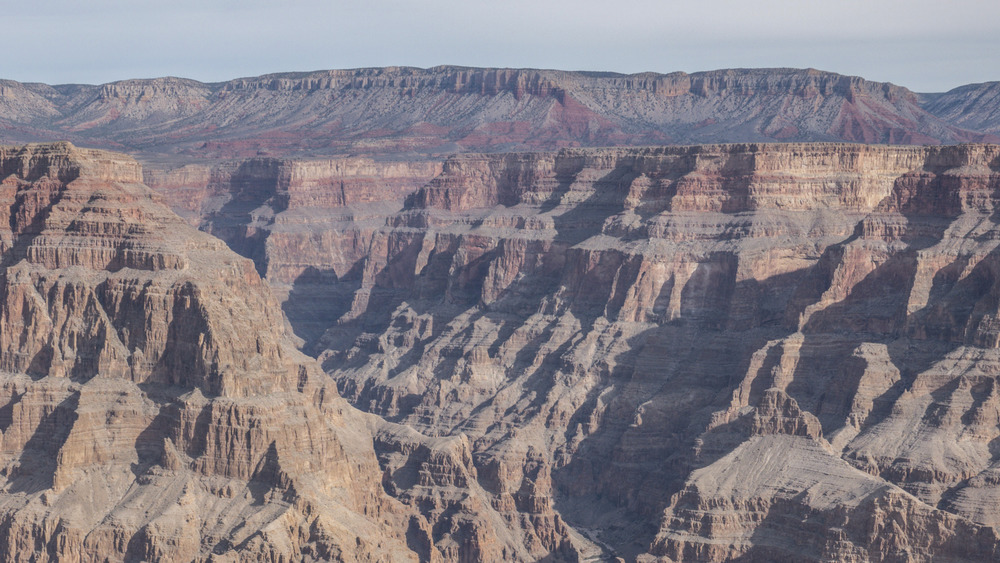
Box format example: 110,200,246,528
4,67,1000,161
0,143,425,561
9,140,1000,562
176,142,1000,561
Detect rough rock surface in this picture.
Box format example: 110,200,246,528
12,141,1000,562
142,157,443,349
0,142,428,561
0,142,600,562
201,142,1000,561
2,68,998,161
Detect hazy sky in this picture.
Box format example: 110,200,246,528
6,0,999,92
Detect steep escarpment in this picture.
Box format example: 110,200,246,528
227,143,1000,561
0,143,423,561
0,142,589,562
143,156,441,277
2,67,997,160
143,157,443,348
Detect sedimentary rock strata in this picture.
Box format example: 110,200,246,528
921,81,1000,136
3,68,999,160
9,140,1000,562
200,142,1000,561
0,143,422,561
143,157,443,350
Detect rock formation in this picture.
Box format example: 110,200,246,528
176,142,1000,561
921,81,1000,136
3,68,999,161
0,142,426,561
0,141,601,562
143,157,443,349
10,139,1000,562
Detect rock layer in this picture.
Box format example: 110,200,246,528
143,157,443,350
0,143,422,561
11,141,1000,562
217,142,1000,561
921,81,1000,135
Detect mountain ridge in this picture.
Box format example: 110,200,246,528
3,67,998,162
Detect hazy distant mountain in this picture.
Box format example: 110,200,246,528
920,81,1000,135
2,67,997,162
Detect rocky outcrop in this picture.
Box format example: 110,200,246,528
12,140,1000,562
143,157,443,350
2,68,998,159
0,143,423,561
146,157,441,278
647,437,1000,562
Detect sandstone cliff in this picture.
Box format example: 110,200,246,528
142,157,443,349
197,142,1000,561
3,68,998,160
0,142,425,561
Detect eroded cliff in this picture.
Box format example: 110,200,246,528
210,143,1000,561
0,143,424,561
143,157,443,349
11,141,1000,562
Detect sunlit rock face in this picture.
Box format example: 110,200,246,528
10,140,1000,562
0,143,425,562
205,142,1000,561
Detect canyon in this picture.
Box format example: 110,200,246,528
0,143,422,561
4,139,1000,561
159,141,1000,562
5,66,1000,562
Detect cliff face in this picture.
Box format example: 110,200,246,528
0,143,584,563
208,142,1000,561
143,157,441,279
12,141,1000,562
143,157,443,349
2,68,997,160
0,143,422,561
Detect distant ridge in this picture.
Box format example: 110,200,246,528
920,81,1000,135
1,67,998,162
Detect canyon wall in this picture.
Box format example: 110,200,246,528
183,142,1000,561
921,82,1000,136
0,143,425,561
0,142,592,562
143,157,443,349
9,141,1000,561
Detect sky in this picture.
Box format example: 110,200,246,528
5,0,999,92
